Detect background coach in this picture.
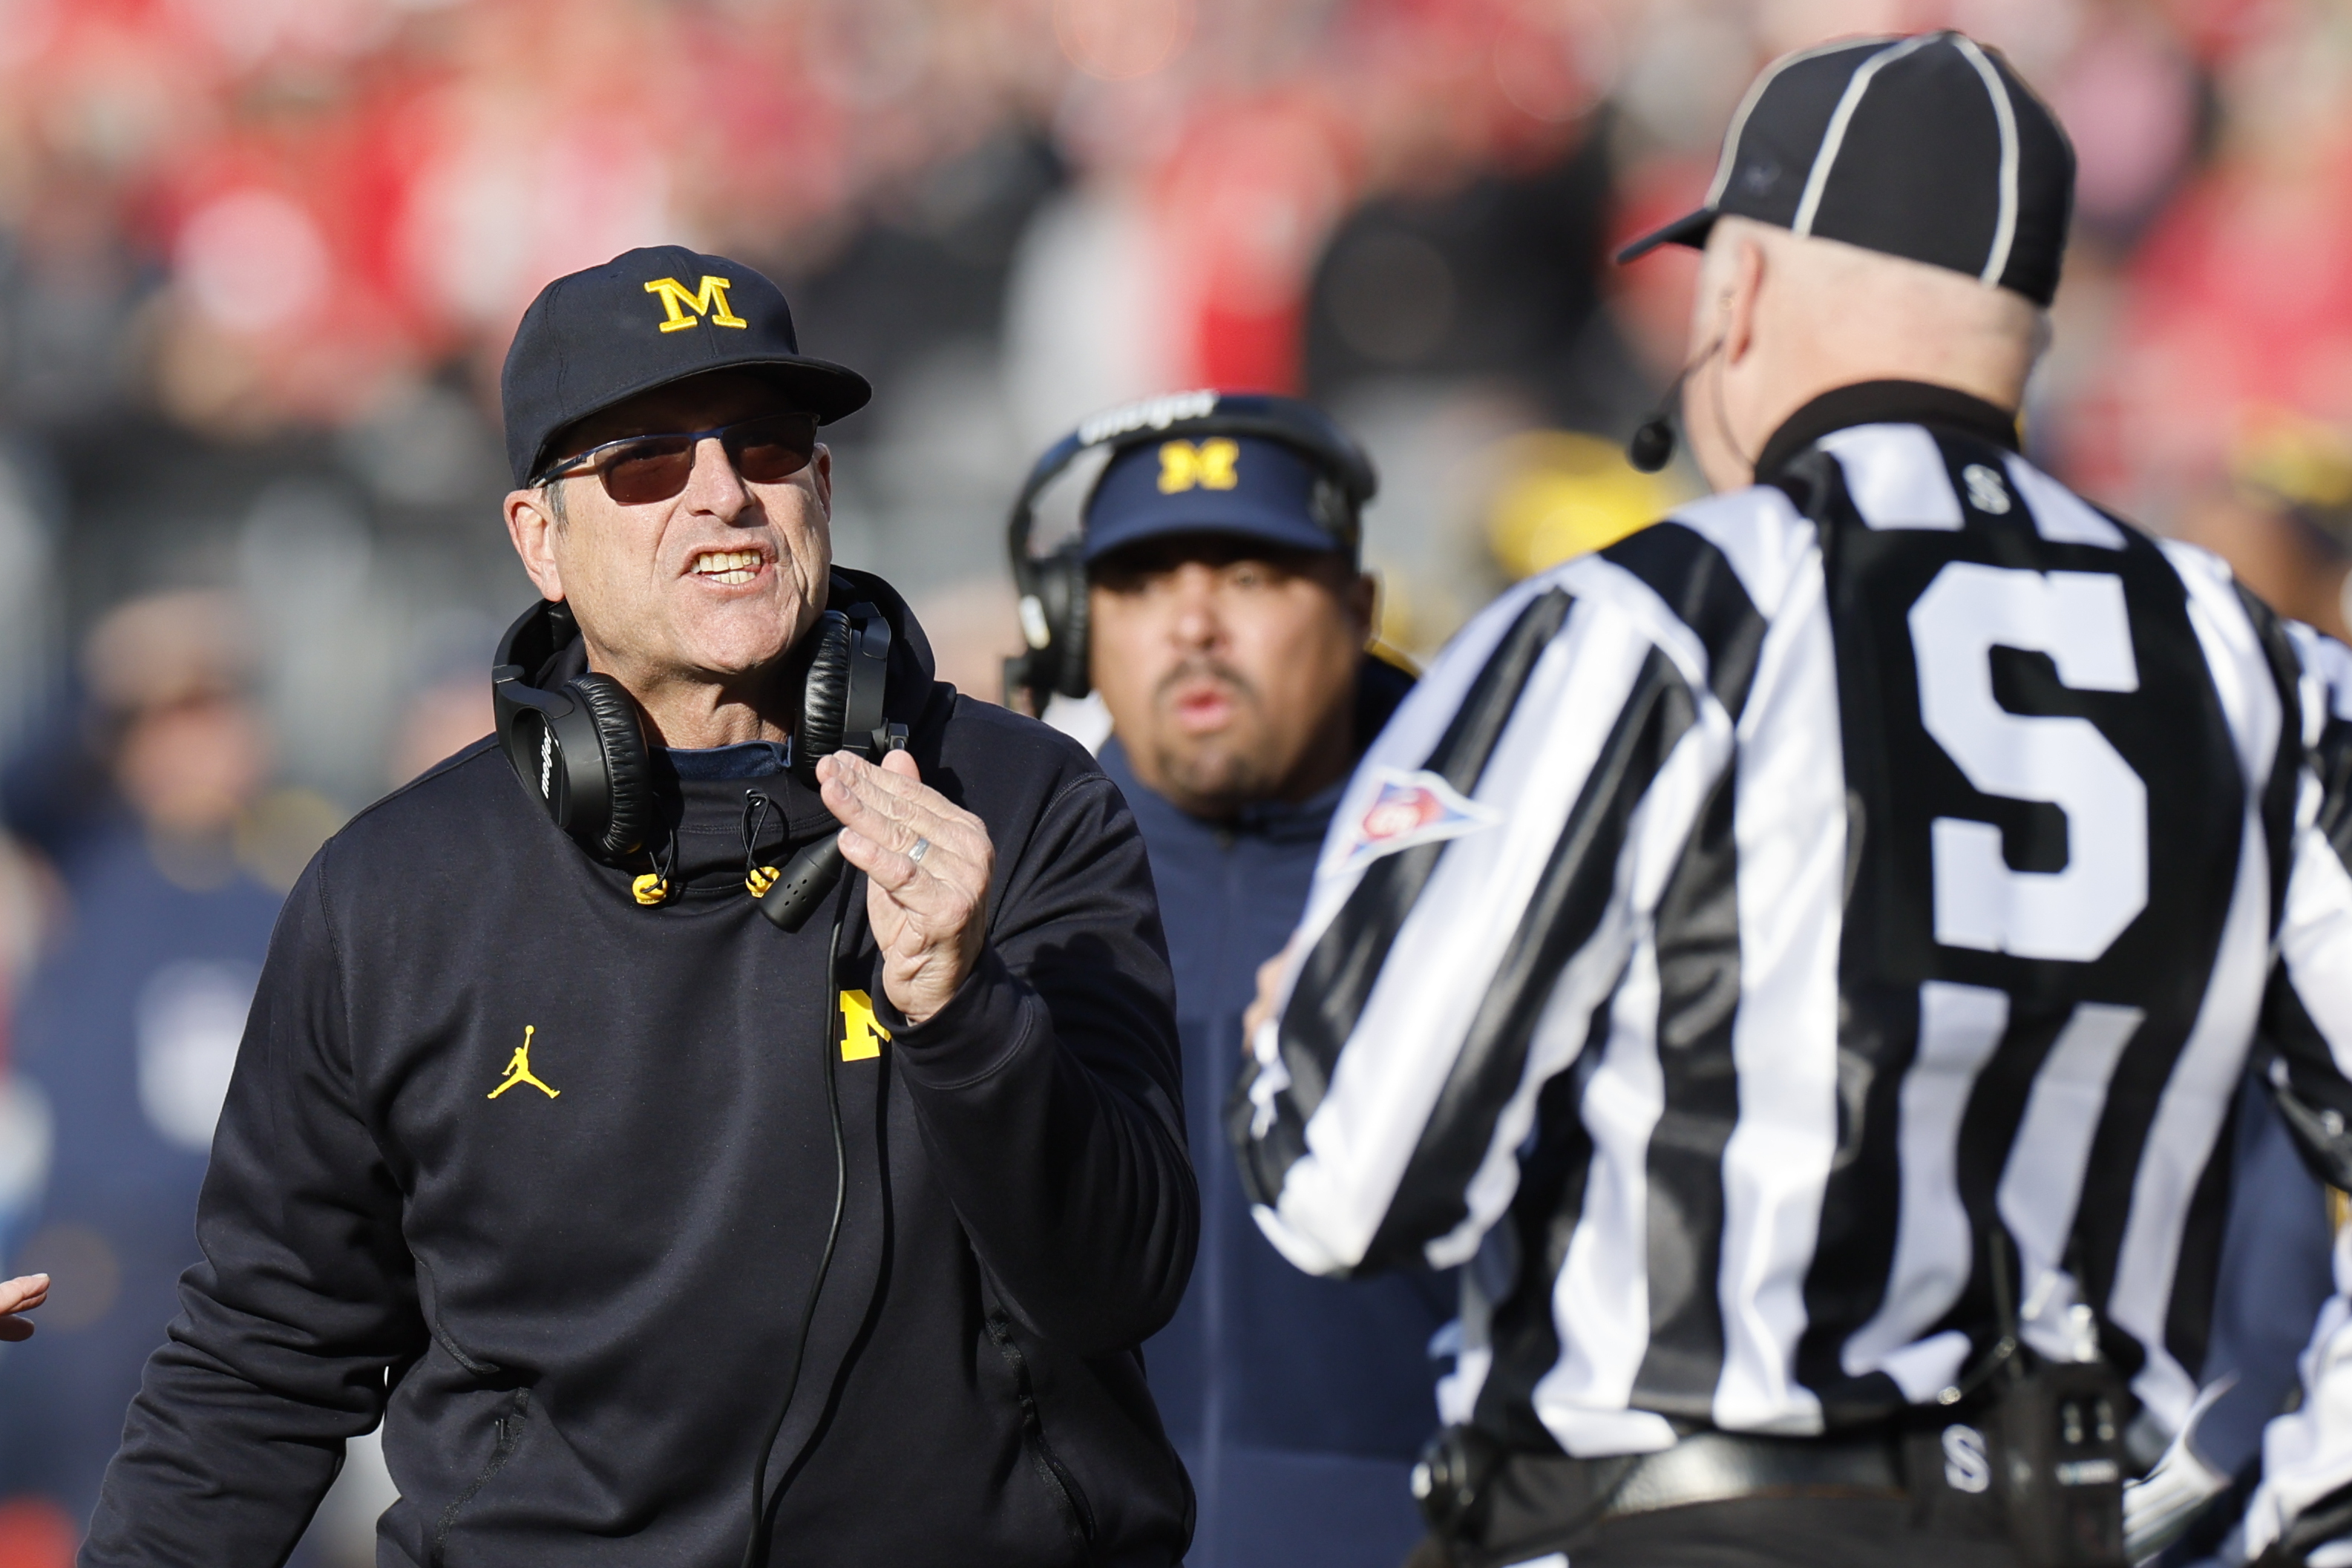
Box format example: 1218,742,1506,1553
1029,396,1449,1567
76,246,1198,1567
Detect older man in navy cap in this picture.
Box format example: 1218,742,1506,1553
1041,394,1445,1568
76,247,1197,1568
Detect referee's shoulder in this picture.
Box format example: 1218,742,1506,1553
1498,486,1812,708
1551,483,1819,628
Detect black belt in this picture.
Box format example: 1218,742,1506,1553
1602,1429,1904,1519
1422,1424,1950,1568
1483,1430,1905,1542
1424,1362,2134,1568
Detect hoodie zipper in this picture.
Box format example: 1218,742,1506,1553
985,1309,1098,1556
427,1388,531,1568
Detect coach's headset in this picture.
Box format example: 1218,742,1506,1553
491,588,891,861
1002,390,1378,708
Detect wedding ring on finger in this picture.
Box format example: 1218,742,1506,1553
908,836,932,865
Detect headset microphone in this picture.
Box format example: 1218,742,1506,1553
1626,338,1726,476
1627,363,1694,475
1628,408,1677,474
759,834,846,934
756,726,906,934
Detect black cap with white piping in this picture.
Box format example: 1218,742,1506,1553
1617,31,2076,306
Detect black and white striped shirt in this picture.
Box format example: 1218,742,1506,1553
1231,385,2352,1515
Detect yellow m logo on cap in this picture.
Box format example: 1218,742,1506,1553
644,275,749,333
1158,439,1239,494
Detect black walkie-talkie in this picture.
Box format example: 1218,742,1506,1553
1985,1239,2131,1568
1999,1359,2129,1566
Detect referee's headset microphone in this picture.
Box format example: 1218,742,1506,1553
1625,335,1725,475
1001,390,1379,708
490,588,903,931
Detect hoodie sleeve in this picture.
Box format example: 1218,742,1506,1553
81,850,427,1567
878,764,1197,1357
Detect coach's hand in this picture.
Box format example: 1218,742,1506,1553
0,1273,48,1342
819,750,994,1026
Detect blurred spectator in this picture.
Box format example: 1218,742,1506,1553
1479,429,1689,582
0,827,56,1273
386,673,493,787
82,593,271,851
1304,131,1647,654
1305,131,1633,436
0,591,284,1557
2171,417,2352,642
908,577,1027,706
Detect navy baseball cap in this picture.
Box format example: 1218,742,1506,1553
1618,32,2074,306
501,244,871,489
1082,433,1343,563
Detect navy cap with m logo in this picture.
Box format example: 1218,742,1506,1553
500,244,871,489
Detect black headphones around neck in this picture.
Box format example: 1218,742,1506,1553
492,587,892,859
1001,390,1378,709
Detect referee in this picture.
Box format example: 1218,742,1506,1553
1234,33,2352,1568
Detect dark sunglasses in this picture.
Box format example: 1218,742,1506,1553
534,412,819,505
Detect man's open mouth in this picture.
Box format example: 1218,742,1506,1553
690,549,764,585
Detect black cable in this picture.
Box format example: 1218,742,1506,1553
1933,1229,2025,1414
738,872,855,1568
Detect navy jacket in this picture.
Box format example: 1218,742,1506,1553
82,574,1198,1568
1106,657,1449,1568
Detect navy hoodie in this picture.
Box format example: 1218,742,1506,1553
1106,657,1450,1568
81,571,1199,1568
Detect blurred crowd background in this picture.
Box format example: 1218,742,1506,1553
0,0,2349,1561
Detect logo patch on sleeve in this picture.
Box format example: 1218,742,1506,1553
1335,767,1500,873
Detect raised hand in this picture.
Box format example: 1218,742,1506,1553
817,749,995,1026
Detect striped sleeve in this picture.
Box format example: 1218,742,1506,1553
1229,487,1810,1280
2264,627,2352,1123
2249,627,2352,1562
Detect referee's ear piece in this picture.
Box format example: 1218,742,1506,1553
491,591,894,864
